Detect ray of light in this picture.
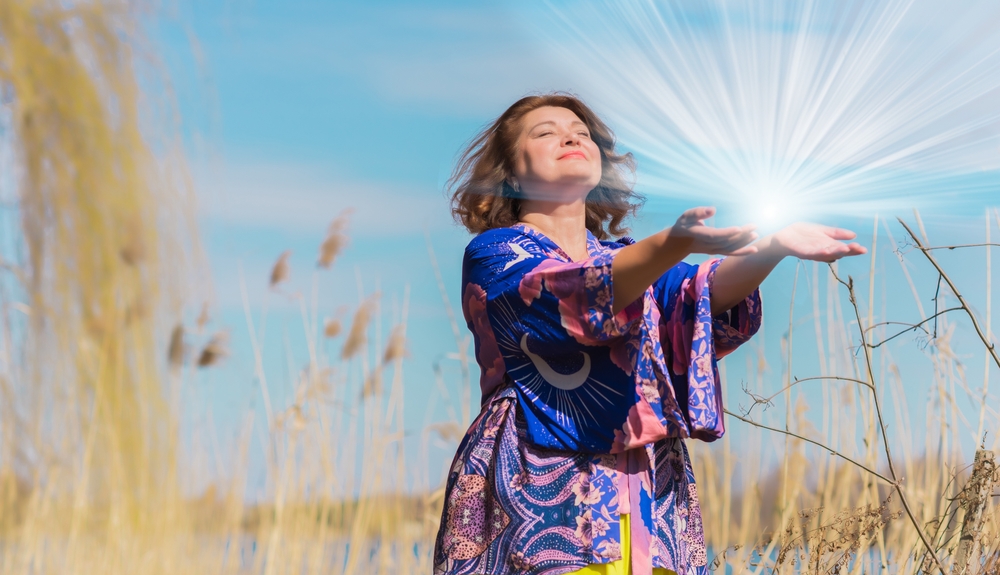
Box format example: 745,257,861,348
530,0,1000,227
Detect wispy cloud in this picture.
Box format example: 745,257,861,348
196,159,453,236
221,3,578,116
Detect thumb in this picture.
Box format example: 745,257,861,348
824,226,857,241
680,206,716,224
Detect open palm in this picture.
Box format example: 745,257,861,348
672,207,759,256
774,222,868,261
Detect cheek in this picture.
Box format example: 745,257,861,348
517,141,552,176
511,146,532,179
588,144,603,177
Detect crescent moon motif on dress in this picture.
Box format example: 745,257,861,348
519,333,590,391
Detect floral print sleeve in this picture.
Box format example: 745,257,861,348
652,259,763,442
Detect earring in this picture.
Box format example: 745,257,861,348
504,177,521,197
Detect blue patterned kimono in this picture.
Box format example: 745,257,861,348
434,224,761,575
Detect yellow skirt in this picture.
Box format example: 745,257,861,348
567,514,676,575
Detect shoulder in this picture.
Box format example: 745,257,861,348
465,226,545,259
466,226,526,250
462,227,555,288
598,235,636,251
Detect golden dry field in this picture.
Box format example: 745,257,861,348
0,2,997,574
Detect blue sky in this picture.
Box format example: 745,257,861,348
159,0,595,492
158,0,1000,495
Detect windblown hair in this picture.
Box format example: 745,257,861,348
449,93,642,240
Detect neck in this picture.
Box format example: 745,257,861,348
518,198,589,260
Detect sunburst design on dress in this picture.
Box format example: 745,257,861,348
490,293,625,430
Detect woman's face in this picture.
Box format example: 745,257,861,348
512,106,602,202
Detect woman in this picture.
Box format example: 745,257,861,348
433,94,866,575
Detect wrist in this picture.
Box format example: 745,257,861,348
660,226,695,257
757,232,791,260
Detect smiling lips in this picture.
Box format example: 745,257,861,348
558,151,587,160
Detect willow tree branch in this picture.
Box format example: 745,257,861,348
898,218,1000,372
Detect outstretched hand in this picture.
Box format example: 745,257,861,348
671,207,759,256
773,222,868,262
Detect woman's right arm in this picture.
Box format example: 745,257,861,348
610,207,758,314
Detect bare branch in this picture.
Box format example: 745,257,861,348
922,242,1000,251
829,260,948,575
724,408,894,485
866,307,963,349
898,218,1000,372
742,376,873,418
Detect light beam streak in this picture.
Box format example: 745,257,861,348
529,0,1000,227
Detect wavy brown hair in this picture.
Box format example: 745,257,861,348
449,93,642,240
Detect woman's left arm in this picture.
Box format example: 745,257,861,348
710,222,868,315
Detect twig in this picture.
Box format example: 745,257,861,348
738,380,774,415
867,307,963,349
742,376,873,417
829,264,948,575
922,243,1000,251
898,218,1000,372
724,408,894,485
933,275,943,338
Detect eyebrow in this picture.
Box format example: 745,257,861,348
528,120,589,132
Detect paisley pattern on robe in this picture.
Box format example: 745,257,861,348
434,224,762,575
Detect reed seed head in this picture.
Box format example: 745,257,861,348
323,317,342,339
197,331,229,368
167,324,185,369
196,302,210,332
360,369,382,400
341,294,378,360
382,324,408,364
317,209,352,269
270,250,292,288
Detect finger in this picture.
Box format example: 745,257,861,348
715,223,757,235
715,232,758,254
823,226,857,241
731,230,759,245
680,206,716,224
828,243,867,259
703,225,757,242
700,225,745,239
846,242,868,255
811,242,868,262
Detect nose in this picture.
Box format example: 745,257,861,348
563,131,581,146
